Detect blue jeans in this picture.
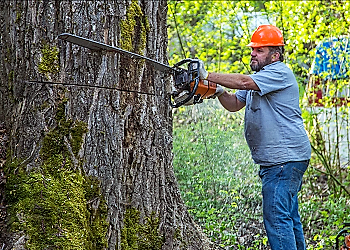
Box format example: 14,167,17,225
259,160,309,250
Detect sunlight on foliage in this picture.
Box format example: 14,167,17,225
169,1,350,249
173,101,265,248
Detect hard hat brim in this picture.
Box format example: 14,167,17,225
247,42,285,47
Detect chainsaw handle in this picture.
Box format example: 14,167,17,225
173,58,195,68
169,59,201,108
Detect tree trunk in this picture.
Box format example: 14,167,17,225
0,1,216,249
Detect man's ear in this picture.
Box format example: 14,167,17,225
272,52,280,62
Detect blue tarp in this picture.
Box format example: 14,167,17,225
310,37,350,80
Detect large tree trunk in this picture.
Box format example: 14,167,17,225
0,1,216,249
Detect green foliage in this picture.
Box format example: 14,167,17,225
269,1,350,79
120,208,165,250
173,102,266,248
173,101,350,249
168,1,259,73
168,1,350,79
169,2,350,248
5,99,107,249
38,44,60,77
302,100,350,198
299,188,350,249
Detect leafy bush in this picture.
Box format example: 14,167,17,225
173,101,350,249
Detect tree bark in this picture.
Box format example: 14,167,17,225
0,1,217,249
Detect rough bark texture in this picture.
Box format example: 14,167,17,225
0,1,217,249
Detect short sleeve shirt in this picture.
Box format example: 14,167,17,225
235,61,311,166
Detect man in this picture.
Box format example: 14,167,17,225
199,24,311,250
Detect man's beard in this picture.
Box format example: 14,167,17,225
250,55,273,72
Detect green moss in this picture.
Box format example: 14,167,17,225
120,208,165,250
120,0,150,54
8,70,14,95
8,70,14,83
41,100,88,160
5,99,108,249
173,227,187,248
39,101,50,111
38,44,60,77
70,120,88,157
16,11,21,23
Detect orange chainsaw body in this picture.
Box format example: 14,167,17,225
191,80,217,99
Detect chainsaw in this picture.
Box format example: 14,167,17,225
57,33,217,108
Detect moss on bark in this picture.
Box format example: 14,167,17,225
38,44,60,78
120,0,150,54
120,208,165,250
5,99,108,249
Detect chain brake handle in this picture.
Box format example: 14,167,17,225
169,59,201,108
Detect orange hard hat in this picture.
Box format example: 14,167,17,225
247,24,285,47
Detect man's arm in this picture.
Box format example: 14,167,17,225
217,91,245,112
208,72,259,91
197,60,250,112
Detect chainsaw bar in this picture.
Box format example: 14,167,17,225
57,33,212,108
58,33,177,74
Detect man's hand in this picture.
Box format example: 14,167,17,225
208,83,224,99
198,60,209,79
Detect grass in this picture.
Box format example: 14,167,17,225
172,100,350,249
173,101,266,249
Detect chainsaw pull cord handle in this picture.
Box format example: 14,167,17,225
169,59,201,108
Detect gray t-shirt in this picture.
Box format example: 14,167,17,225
236,61,311,166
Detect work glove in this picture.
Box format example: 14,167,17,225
208,83,225,99
198,60,209,80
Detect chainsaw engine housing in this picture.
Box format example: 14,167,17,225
170,59,217,108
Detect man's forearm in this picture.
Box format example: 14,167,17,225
208,72,259,91
218,91,245,112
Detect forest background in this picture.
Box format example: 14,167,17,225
168,1,350,249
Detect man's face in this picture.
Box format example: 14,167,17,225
250,47,273,72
